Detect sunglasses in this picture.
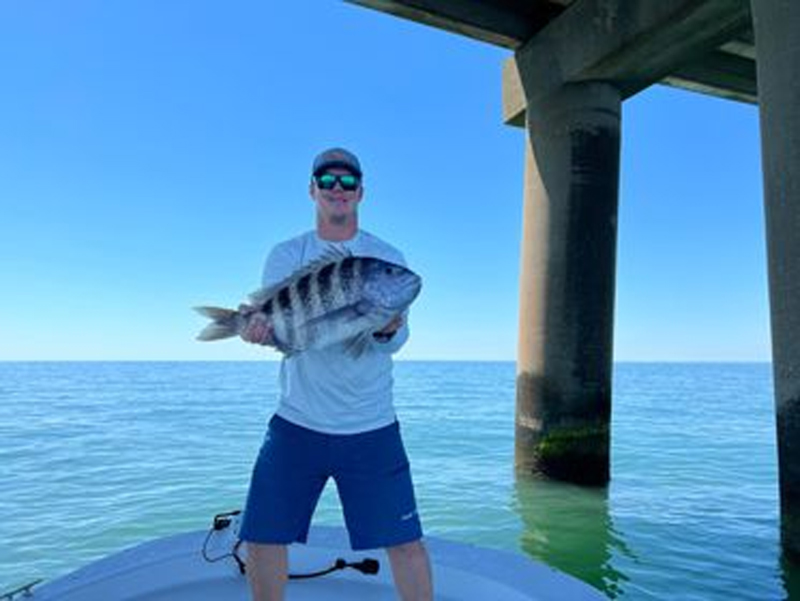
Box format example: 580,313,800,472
314,173,361,191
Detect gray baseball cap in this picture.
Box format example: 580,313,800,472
312,147,362,178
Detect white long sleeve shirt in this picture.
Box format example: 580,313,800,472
262,229,410,434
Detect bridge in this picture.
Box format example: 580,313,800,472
347,0,799,564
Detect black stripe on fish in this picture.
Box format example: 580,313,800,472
296,273,312,310
277,287,292,313
267,292,288,348
277,287,294,352
291,275,313,349
330,260,344,307
287,280,306,349
339,256,355,287
317,262,336,311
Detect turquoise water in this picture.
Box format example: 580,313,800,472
0,361,797,599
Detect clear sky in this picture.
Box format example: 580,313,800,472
0,1,770,362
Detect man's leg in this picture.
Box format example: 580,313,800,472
333,423,432,598
246,542,288,601
240,418,330,599
387,539,433,601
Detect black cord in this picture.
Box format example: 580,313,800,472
202,510,246,573
289,557,380,580
0,579,43,601
201,510,380,580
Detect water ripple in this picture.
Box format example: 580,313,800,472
0,361,794,600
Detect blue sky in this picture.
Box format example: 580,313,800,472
0,1,769,362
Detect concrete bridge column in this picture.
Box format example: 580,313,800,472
751,0,800,565
515,82,621,486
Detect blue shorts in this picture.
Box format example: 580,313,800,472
240,415,423,551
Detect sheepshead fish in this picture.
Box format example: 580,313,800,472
194,250,422,356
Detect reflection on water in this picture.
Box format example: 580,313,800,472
511,471,800,601
784,555,800,601
513,474,630,599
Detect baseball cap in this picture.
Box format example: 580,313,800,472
312,147,363,178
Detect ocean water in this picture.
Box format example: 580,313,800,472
0,361,797,600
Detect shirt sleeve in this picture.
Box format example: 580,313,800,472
261,241,301,288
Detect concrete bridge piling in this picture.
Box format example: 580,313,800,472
751,0,800,565
515,83,620,486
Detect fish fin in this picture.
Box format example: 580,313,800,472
194,306,240,341
247,247,353,306
342,332,373,358
315,245,352,263
248,280,286,307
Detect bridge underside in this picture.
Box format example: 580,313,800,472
348,0,756,119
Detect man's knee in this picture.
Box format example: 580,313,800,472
246,542,288,577
247,541,287,558
387,539,428,561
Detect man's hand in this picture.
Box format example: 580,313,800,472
239,304,274,346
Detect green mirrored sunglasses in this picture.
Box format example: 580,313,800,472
314,173,361,191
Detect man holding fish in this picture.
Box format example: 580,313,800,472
198,148,432,600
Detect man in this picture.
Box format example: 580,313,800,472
238,147,433,601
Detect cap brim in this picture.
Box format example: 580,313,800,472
313,160,362,177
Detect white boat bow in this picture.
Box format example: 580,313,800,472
11,511,603,600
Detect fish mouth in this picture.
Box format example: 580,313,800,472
398,272,421,292
387,276,422,309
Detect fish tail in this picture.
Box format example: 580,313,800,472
194,306,241,341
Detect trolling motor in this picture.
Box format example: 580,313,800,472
202,510,380,579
